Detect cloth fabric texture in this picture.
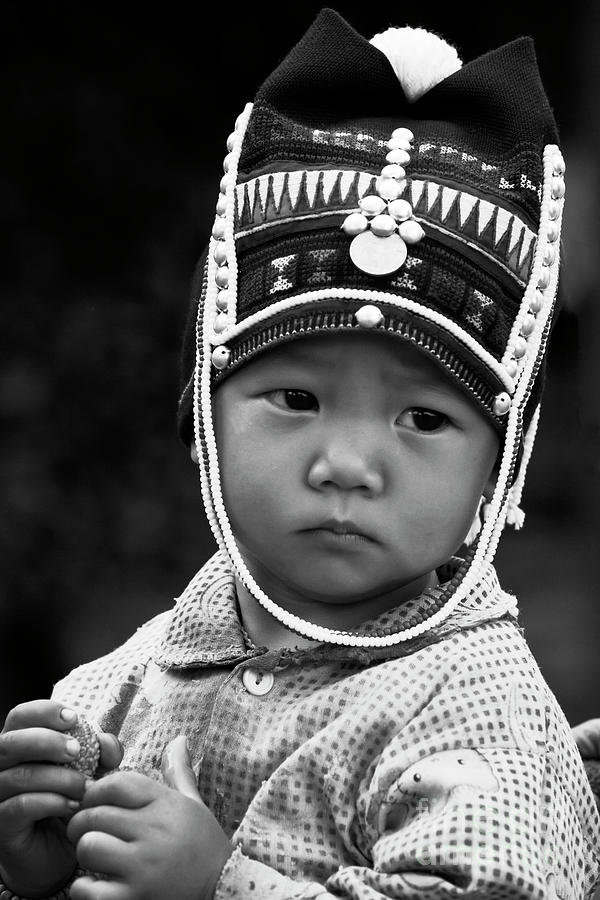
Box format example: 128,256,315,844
53,552,600,898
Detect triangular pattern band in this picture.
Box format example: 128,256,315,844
235,170,536,284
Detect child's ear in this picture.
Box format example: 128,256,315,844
483,469,497,502
190,444,199,465
483,444,502,501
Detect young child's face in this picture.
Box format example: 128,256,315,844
213,332,499,606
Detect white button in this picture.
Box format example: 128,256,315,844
242,668,274,696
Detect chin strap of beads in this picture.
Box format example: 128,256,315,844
459,144,564,594
195,139,563,646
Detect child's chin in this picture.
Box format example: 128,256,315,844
283,567,412,607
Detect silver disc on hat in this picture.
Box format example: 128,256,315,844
349,231,407,276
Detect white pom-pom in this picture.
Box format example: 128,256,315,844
370,27,462,103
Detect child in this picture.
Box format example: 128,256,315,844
1,8,599,899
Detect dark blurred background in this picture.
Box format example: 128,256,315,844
2,2,599,725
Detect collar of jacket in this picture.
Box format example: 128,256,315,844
154,551,517,671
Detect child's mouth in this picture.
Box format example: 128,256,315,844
303,520,375,546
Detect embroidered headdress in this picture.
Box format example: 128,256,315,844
178,9,564,647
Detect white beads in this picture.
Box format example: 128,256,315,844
513,337,527,359
550,177,565,200
359,195,386,216
399,219,425,243
381,163,406,180
354,304,384,328
520,314,536,337
341,212,369,236
212,218,226,240
211,345,231,370
213,313,228,334
543,244,556,267
493,392,511,416
388,198,413,222
215,267,230,289
386,148,411,166
216,290,230,311
530,290,544,314
209,109,246,344
370,214,397,237
376,176,403,201
214,243,228,266
552,154,566,176
392,126,414,142
504,186,561,376
343,122,422,276
537,267,550,291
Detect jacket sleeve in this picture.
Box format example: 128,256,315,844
215,680,600,900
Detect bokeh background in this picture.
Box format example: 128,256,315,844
2,2,599,726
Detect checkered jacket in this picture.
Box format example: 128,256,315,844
54,552,600,898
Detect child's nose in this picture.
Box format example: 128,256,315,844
306,435,384,496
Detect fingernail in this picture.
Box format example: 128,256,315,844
84,777,95,790
67,799,80,811
60,708,77,723
66,738,80,757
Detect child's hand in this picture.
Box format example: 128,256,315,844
572,718,600,759
68,735,233,900
0,699,123,897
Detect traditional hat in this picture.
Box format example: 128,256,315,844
178,9,565,647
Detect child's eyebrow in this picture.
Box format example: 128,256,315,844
379,363,459,397
262,347,335,370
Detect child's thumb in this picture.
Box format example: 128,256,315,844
161,734,201,802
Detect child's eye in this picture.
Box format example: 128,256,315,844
269,390,319,411
397,407,449,432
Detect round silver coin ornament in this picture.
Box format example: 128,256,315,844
349,231,408,276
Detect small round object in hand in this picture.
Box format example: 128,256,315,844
65,717,101,777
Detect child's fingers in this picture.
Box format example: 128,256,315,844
81,770,157,811
75,830,132,879
2,700,78,733
0,727,83,770
97,732,124,773
67,804,139,845
161,735,201,802
70,874,127,900
0,762,85,802
0,790,80,829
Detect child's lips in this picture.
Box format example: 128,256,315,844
302,518,376,545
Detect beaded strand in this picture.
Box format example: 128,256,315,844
458,144,564,593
